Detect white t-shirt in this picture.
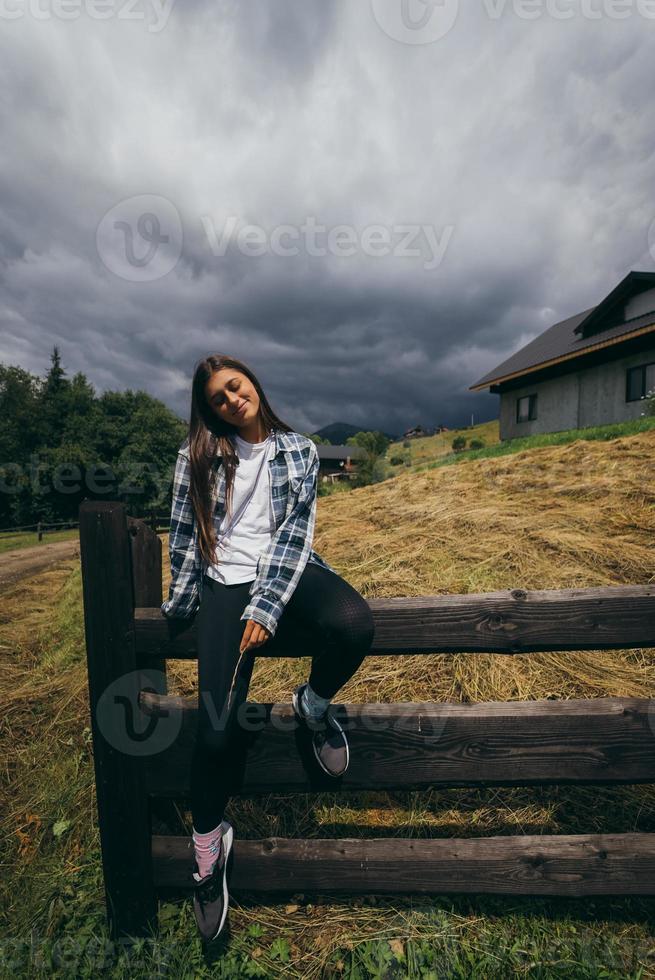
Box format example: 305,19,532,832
205,431,276,585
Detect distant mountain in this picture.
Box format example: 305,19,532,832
311,421,398,444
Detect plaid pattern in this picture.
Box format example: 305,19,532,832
161,428,338,637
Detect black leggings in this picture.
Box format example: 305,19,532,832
190,561,375,832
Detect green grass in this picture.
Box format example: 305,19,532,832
0,528,79,554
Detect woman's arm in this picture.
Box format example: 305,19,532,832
160,449,201,620
239,439,320,637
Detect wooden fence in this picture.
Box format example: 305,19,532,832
0,519,80,540
78,499,655,940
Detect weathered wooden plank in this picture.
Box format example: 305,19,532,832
126,517,182,836
79,502,157,940
139,694,655,796
128,517,167,679
152,831,655,895
127,517,162,609
134,584,655,660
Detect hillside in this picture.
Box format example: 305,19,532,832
387,419,500,469
313,421,398,444
313,427,655,611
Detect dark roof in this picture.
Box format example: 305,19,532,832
470,271,655,391
316,445,366,460
574,270,655,336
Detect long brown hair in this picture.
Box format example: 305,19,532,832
188,354,292,565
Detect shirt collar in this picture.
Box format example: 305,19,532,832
220,427,295,458
271,428,296,456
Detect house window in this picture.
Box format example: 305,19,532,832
626,362,655,402
516,394,537,423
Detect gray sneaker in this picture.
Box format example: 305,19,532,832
192,820,233,944
292,683,349,777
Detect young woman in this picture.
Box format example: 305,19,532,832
160,353,375,945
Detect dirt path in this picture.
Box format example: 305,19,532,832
0,539,80,593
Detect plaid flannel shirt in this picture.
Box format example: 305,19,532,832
161,427,337,637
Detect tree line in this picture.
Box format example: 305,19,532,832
0,348,186,530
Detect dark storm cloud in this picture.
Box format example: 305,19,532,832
1,0,654,436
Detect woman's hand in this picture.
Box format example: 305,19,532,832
240,619,271,654
163,613,195,640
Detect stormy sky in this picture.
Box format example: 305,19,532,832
1,0,654,438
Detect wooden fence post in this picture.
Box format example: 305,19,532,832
79,501,157,940
127,516,183,837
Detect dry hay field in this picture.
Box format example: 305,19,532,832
1,428,654,977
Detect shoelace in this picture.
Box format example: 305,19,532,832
195,854,223,908
197,873,222,909
296,694,344,747
315,715,345,750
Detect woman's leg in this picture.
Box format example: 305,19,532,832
189,575,256,833
260,562,375,699
190,563,374,831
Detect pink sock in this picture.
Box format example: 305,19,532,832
192,823,223,881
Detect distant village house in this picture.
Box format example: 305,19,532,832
403,424,449,440
315,444,367,483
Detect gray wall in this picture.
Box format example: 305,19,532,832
498,347,655,440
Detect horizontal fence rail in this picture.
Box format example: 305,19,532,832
0,519,80,536
139,694,655,798
134,584,655,660
152,831,655,897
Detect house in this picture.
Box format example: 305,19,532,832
403,425,428,439
315,443,367,483
469,270,655,440
403,424,449,439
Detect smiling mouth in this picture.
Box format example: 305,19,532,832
234,402,247,416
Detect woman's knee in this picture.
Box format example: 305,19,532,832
195,715,235,756
321,594,375,654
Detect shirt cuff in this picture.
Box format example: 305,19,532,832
240,598,283,637
160,598,198,620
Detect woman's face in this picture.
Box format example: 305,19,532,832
205,368,261,429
